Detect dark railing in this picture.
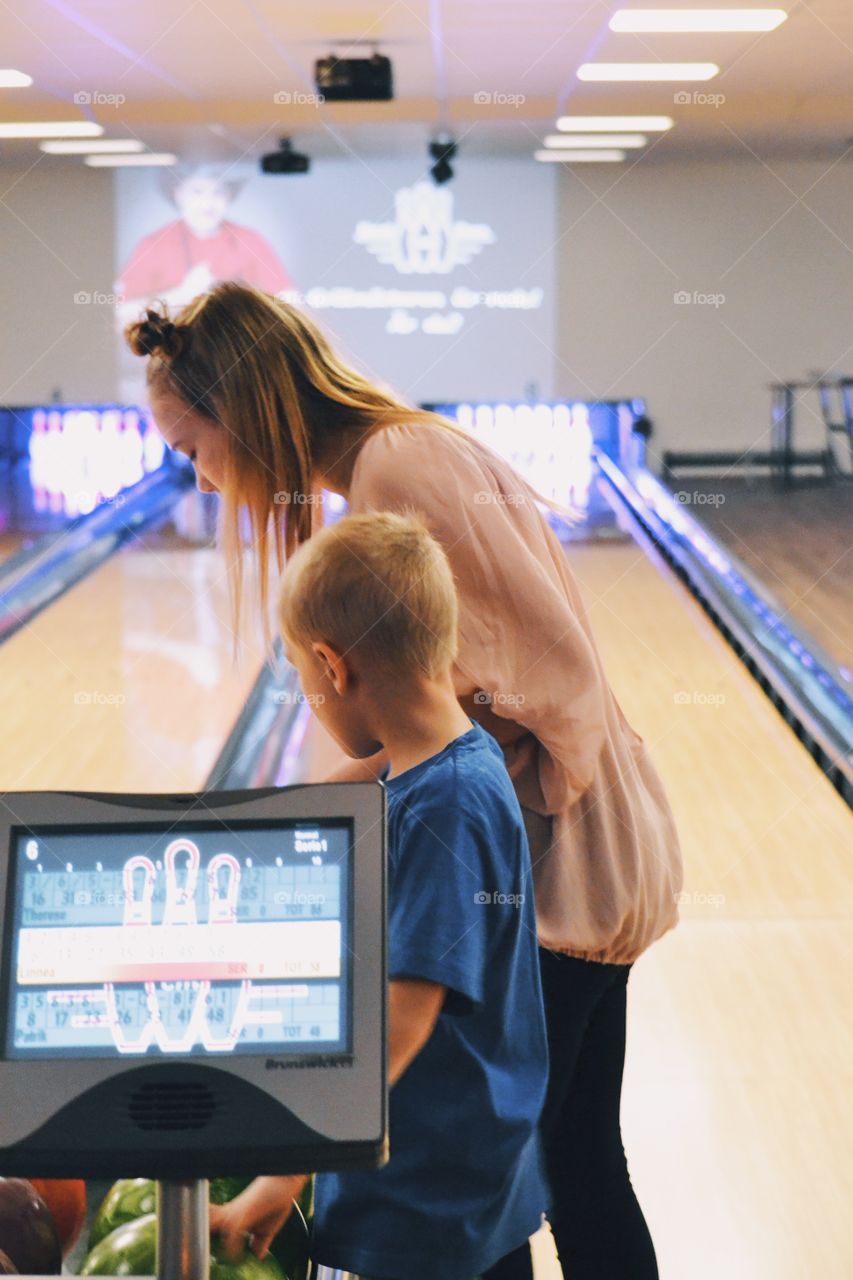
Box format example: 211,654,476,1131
203,640,312,791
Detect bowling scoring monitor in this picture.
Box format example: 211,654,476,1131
0,784,387,1178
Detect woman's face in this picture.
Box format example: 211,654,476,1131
150,391,228,494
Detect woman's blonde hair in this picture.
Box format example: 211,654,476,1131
125,282,574,654
279,511,459,680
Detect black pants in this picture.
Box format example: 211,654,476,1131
484,951,658,1280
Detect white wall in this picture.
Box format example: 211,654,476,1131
0,165,117,405
2,156,852,463
554,157,853,463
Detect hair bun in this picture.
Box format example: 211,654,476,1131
125,308,184,359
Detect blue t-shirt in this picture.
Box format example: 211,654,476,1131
312,721,549,1280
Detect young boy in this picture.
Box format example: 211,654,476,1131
211,512,549,1280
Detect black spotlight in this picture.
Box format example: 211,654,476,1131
429,138,457,185
260,137,311,175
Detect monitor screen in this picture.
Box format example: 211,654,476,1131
3,820,352,1061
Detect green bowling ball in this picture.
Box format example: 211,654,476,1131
80,1213,157,1275
211,1254,286,1280
88,1180,156,1251
81,1212,287,1279
89,1176,252,1252
86,1176,308,1279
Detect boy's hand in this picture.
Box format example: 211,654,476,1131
209,1175,308,1260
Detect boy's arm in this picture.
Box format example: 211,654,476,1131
210,979,445,1258
388,977,446,1084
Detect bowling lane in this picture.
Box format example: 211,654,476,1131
0,527,264,793
297,530,852,1280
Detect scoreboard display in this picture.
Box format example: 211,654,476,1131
4,822,351,1059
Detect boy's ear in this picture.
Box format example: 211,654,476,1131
312,640,350,694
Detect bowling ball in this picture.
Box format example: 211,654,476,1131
81,1212,287,1279
28,1179,87,1256
0,1178,62,1275
90,1176,252,1251
212,1254,286,1280
80,1213,156,1275
0,1250,16,1274
89,1179,156,1250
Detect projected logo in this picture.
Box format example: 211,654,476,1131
354,182,496,275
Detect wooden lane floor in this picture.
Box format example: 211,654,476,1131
296,532,852,1280
0,531,264,792
673,477,853,672
568,538,850,1280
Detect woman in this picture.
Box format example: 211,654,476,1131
126,283,683,1279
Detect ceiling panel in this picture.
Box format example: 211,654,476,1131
0,2,850,166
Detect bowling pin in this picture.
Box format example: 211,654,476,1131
142,414,166,472
207,853,241,925
162,837,200,926
121,409,144,488
28,410,48,513
123,855,157,926
98,407,123,501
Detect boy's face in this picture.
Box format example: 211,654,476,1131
283,635,384,761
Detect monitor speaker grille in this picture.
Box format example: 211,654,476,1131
127,1081,217,1131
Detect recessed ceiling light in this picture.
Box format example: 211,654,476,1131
40,139,145,154
610,8,787,33
556,115,674,131
84,152,177,167
535,149,627,163
0,121,104,138
0,70,33,88
544,133,647,148
578,63,719,81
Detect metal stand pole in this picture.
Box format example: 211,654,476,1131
156,1179,210,1280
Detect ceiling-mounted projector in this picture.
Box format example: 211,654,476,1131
261,137,310,175
315,52,393,101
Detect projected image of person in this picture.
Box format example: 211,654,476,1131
115,166,296,329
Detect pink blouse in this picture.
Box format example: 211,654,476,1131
348,421,683,964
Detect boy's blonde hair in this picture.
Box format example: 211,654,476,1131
278,511,459,680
